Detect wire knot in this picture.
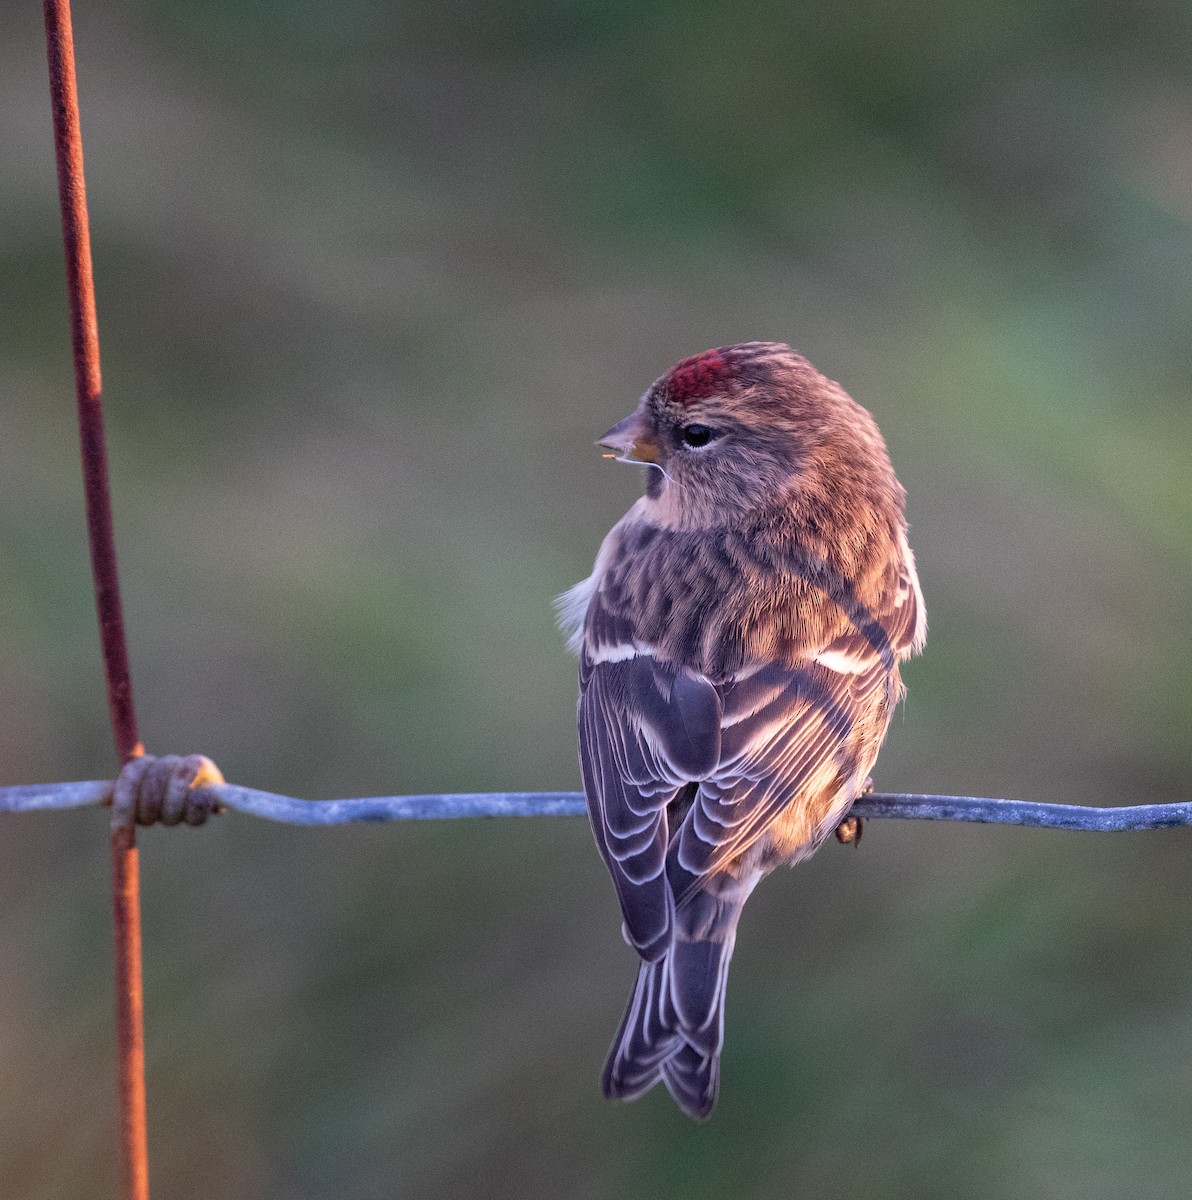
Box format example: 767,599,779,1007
111,754,225,830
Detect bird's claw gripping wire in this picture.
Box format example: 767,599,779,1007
835,776,874,847
110,754,226,830
834,816,864,846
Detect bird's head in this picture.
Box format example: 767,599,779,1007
598,342,897,527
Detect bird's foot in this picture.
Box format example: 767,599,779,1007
834,778,873,847
834,816,864,847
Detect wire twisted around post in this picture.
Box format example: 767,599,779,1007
110,755,225,830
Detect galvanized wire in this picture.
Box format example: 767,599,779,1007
3,778,1189,832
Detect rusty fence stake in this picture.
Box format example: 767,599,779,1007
42,2,150,1198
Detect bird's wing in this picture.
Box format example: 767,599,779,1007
668,625,897,908
580,539,923,931
886,537,927,660
579,645,722,961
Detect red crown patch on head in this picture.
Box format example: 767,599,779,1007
663,342,791,407
665,349,731,406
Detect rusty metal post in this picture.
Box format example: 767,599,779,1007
42,3,150,1197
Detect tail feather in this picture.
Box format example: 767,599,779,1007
662,1042,720,1120
601,887,748,1119
601,958,681,1101
667,934,733,1051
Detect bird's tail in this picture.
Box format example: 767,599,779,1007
601,886,749,1120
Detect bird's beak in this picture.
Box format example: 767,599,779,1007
597,411,662,464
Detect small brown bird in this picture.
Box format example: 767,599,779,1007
558,342,925,1119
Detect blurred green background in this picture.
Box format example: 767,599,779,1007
3,0,1192,1196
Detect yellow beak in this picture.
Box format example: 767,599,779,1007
596,411,662,464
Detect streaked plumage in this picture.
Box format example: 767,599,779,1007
559,342,925,1118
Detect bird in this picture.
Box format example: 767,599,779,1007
557,341,925,1119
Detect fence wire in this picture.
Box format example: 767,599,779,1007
3,777,1190,832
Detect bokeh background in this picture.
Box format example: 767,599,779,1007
3,0,1192,1196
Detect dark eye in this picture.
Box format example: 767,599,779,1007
680,423,714,448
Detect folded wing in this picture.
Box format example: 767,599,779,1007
578,649,721,959
581,545,922,927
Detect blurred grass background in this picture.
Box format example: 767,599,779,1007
3,0,1192,1195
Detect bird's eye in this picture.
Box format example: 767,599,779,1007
680,423,714,448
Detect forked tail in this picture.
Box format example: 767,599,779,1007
601,886,749,1119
